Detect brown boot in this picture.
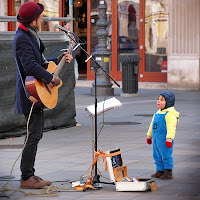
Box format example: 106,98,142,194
20,176,51,189
151,171,164,178
160,170,173,179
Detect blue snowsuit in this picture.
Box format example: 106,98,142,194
147,91,179,171
152,111,174,171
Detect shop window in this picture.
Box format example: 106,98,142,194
13,0,59,31
145,0,168,73
39,0,59,31
117,0,140,71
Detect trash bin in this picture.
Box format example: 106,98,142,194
120,56,140,94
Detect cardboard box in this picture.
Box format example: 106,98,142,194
113,166,130,182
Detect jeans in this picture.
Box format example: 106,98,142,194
20,110,44,181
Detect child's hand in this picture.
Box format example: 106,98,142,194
166,138,172,148
146,136,152,144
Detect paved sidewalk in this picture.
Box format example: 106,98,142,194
0,82,200,200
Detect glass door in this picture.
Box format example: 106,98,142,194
143,0,168,82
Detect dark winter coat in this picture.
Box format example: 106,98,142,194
13,24,57,115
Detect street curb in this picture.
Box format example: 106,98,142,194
76,80,167,89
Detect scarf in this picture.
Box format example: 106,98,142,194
26,26,40,48
26,25,47,63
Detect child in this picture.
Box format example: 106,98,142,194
146,91,179,179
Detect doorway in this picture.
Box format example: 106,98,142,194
65,0,87,79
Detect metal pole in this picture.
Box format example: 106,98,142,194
91,0,114,96
0,16,73,22
94,71,98,177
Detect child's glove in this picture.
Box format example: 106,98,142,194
146,136,152,144
166,138,172,148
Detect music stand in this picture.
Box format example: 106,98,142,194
61,29,120,183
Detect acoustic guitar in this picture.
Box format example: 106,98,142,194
25,34,75,109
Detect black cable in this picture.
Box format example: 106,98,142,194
0,176,15,180
0,176,18,198
0,191,9,198
0,176,19,182
0,180,20,182
0,191,17,198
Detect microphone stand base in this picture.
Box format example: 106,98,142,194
93,174,100,183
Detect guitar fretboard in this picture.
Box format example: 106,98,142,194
54,34,75,77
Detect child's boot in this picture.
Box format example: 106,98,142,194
151,171,164,178
160,169,173,179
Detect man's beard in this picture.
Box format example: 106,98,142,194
32,20,40,31
33,24,39,31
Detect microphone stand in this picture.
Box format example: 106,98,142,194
65,31,120,86
60,28,120,184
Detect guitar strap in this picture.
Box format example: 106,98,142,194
15,58,30,99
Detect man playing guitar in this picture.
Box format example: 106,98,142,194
13,1,72,189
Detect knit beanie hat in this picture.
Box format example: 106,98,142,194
160,91,175,109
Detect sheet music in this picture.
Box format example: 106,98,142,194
85,97,122,116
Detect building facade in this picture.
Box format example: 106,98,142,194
1,0,200,90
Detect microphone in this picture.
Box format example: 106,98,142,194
54,24,71,33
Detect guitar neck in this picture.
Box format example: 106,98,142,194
54,55,66,76
54,34,75,76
